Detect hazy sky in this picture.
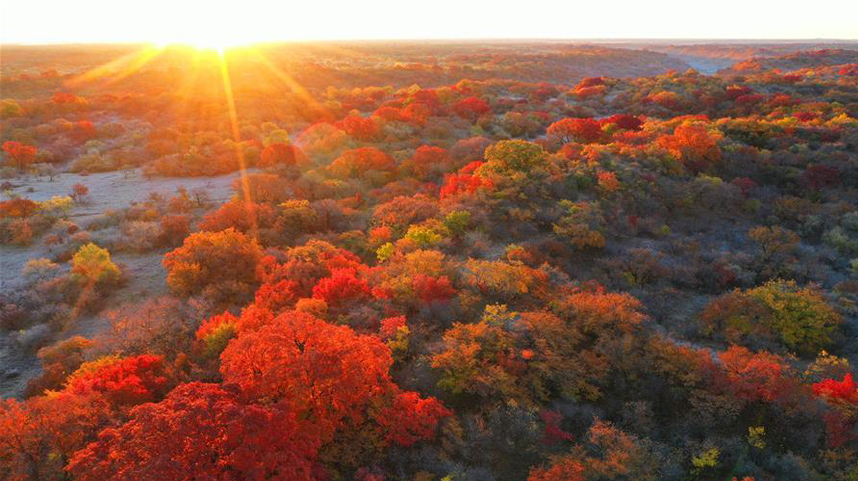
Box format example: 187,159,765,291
2,0,857,45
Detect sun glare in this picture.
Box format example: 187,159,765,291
151,39,234,52
147,15,260,52
185,40,229,52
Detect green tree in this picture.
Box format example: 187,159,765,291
484,140,546,173
553,200,605,250
748,280,841,355
702,280,841,355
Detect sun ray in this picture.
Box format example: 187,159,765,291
174,48,204,144
66,45,163,88
216,49,258,238
249,48,329,119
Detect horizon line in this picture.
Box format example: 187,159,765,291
2,37,858,47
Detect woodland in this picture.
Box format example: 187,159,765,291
1,41,858,481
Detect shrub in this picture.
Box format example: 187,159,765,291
162,228,264,302
553,201,605,250
484,140,547,173
71,243,121,285
0,198,38,218
546,118,603,144
701,280,841,355
199,200,277,234
328,147,394,180
443,210,471,237
22,258,60,284
121,221,160,252
158,214,190,247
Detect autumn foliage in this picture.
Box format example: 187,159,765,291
814,373,858,404
67,382,320,481
311,268,372,308
259,142,307,167
64,354,170,407
328,147,395,179
162,228,264,301
220,311,449,444
3,42,858,481
656,121,722,172
453,97,492,120
2,141,37,170
547,118,603,144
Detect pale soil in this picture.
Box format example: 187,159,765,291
2,167,245,289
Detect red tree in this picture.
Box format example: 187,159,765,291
162,228,264,300
453,97,491,121
329,147,395,179
0,394,110,481
411,89,441,113
813,373,858,404
67,382,320,481
311,268,372,308
0,198,38,218
339,115,381,141
376,391,451,447
254,279,300,313
379,316,407,339
715,346,804,406
656,122,722,172
65,355,170,407
199,200,277,234
439,174,493,199
411,145,448,179
412,274,456,303
2,141,37,170
726,85,753,100
577,77,605,88
71,120,96,143
259,142,306,167
528,458,585,481
71,183,89,203
196,310,239,340
546,118,603,144
600,114,643,131
220,311,449,443
52,92,80,104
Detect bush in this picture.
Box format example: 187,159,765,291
71,243,121,285
483,140,547,173
162,228,264,303
121,221,160,252
158,214,190,247
22,258,60,284
701,280,842,355
553,201,605,250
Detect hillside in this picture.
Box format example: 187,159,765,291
1,42,858,481
719,47,858,75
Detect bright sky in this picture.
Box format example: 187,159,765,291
1,0,857,45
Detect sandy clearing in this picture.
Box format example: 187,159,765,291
1,167,253,290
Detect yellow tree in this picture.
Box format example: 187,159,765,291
71,243,120,284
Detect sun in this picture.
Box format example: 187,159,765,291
187,39,230,52
140,3,272,51
151,38,235,53
148,24,258,52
